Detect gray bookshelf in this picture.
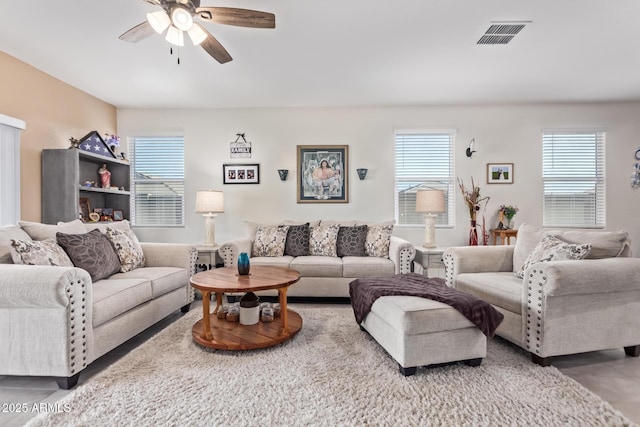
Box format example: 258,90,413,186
42,149,130,224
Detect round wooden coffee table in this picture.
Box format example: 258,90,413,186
190,265,302,350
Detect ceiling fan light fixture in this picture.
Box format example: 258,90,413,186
188,23,207,46
147,10,171,34
165,25,184,46
172,7,194,31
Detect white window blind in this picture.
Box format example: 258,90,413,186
542,131,605,228
130,136,185,227
394,130,455,226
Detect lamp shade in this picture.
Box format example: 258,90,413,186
165,25,184,46
416,190,445,213
147,10,171,34
195,190,224,213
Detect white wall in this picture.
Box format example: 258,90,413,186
118,102,640,255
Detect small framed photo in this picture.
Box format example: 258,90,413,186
79,198,91,222
487,163,514,184
113,210,124,221
223,164,260,184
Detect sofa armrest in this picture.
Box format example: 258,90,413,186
218,238,253,266
141,243,197,275
443,246,514,287
389,236,415,274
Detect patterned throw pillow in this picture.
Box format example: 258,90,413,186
284,223,310,256
252,225,290,257
105,227,145,272
365,224,394,258
309,224,340,256
10,238,73,267
515,234,591,279
56,229,122,282
336,225,368,257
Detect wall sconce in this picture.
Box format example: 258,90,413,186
278,169,288,181
357,168,368,180
466,138,476,158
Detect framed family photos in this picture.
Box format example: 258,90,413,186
223,164,260,184
297,145,348,203
487,163,514,184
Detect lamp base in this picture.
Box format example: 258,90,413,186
203,213,218,247
423,213,437,248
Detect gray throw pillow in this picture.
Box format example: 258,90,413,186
56,228,121,282
336,225,368,257
284,223,310,256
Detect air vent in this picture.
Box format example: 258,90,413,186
477,21,530,45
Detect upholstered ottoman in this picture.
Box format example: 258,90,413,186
360,295,487,376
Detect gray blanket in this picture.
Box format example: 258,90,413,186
349,273,504,338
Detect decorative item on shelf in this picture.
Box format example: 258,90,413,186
226,305,239,322
466,138,476,158
278,169,288,181
458,177,490,246
195,190,224,246
79,198,91,223
113,210,124,221
239,292,260,325
104,133,121,155
77,131,116,158
88,212,100,222
237,252,250,275
356,168,368,180
68,137,80,149
83,180,95,188
98,163,111,188
499,205,519,229
415,189,445,248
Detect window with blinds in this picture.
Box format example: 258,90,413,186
394,130,455,226
542,131,605,228
129,136,185,227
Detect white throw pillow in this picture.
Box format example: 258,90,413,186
365,224,394,258
516,234,591,279
10,238,73,267
105,226,146,272
252,225,290,257
309,225,340,256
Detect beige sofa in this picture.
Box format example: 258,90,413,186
443,223,640,366
0,220,196,389
218,220,416,298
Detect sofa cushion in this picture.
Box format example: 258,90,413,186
336,225,367,257
456,272,523,314
10,238,74,267
56,229,122,282
284,223,310,256
309,224,340,256
0,225,32,264
105,226,145,272
516,235,591,279
342,256,395,278
84,219,133,234
249,256,294,268
19,219,86,241
365,224,393,258
110,267,187,298
290,256,343,277
92,278,152,327
252,225,290,257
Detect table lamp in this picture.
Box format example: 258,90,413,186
195,190,224,246
416,189,445,248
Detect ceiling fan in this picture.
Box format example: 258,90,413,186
119,0,275,64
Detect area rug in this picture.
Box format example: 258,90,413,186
28,305,634,427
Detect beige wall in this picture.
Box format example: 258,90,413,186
0,51,116,222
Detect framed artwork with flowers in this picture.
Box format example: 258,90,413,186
487,163,514,184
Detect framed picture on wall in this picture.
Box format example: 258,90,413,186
223,164,260,184
487,163,514,184
297,145,348,203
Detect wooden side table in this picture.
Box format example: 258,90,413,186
490,229,518,245
413,247,446,278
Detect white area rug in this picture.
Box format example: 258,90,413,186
28,305,634,426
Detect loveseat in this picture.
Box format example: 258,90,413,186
0,219,196,389
443,223,640,366
218,220,415,298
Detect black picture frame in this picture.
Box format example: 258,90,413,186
223,164,260,184
297,145,349,203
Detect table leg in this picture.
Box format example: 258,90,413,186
201,290,213,341
278,287,289,335
215,292,223,313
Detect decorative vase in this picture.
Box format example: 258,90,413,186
506,217,513,229
469,220,478,246
237,252,250,275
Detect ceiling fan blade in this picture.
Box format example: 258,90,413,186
119,21,156,42
200,32,233,64
196,7,275,29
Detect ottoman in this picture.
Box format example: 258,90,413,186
360,295,487,376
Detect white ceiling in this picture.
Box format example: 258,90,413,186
2,1,640,109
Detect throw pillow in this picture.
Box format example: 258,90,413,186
105,227,145,272
365,224,394,258
309,224,340,256
336,225,368,257
1,225,32,264
10,238,73,267
284,223,310,257
18,219,86,241
252,225,290,257
515,234,591,279
56,229,122,282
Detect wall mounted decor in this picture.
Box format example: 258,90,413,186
356,168,368,180
230,133,252,159
466,138,477,158
632,148,640,188
486,163,514,184
297,145,348,203
77,131,116,159
278,169,288,181
223,164,260,184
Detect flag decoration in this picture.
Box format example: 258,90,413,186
77,131,116,159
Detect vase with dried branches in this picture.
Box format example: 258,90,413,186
458,177,490,245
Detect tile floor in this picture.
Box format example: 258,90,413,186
1,303,639,426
